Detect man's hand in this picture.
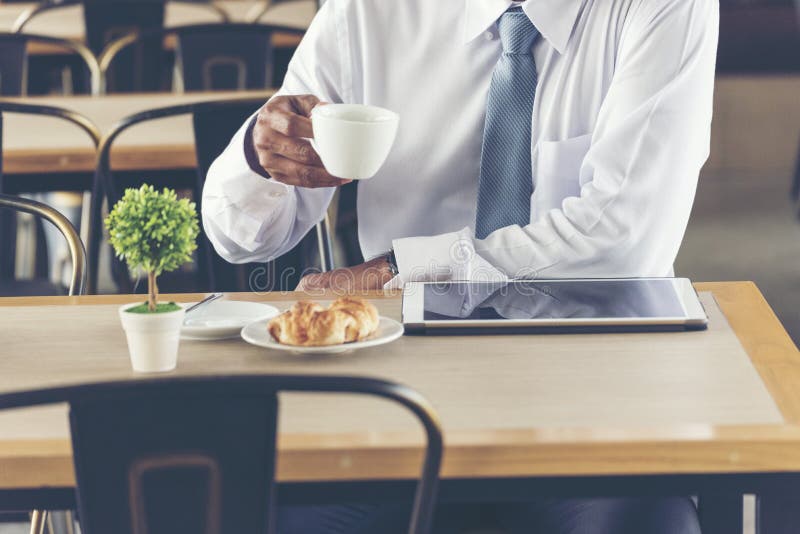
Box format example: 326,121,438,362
251,95,352,188
296,255,395,293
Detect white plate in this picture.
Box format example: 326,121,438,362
240,316,404,354
181,300,279,340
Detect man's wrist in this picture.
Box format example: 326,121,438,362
243,115,271,179
385,249,399,277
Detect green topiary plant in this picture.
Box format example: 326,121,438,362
105,184,199,313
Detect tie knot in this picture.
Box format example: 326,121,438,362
498,7,539,54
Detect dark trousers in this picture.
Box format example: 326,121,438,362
277,497,702,534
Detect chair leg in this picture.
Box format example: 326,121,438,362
29,510,47,534
64,510,76,534
316,214,335,272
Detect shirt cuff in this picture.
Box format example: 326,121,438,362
391,227,508,284
243,114,271,179
203,112,298,253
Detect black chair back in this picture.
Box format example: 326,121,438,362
0,194,87,295
84,0,165,55
0,102,100,289
0,33,101,95
86,0,166,92
88,97,333,294
0,375,443,534
71,381,277,534
12,0,228,92
99,24,304,93
178,25,273,90
0,37,26,95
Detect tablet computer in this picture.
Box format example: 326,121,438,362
401,278,708,334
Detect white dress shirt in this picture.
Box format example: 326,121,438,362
203,0,719,284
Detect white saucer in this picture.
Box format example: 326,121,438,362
181,300,279,340
240,316,404,354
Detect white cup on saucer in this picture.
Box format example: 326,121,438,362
310,103,399,180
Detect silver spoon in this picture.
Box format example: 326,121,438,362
184,293,224,315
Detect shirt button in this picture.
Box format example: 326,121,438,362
483,31,494,41
268,190,285,198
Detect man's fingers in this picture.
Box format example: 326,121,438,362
254,94,347,188
261,104,313,138
253,128,324,166
266,94,321,116
296,273,329,292
261,153,352,188
261,95,325,138
289,94,325,117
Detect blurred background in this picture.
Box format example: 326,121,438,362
675,0,800,343
0,0,798,343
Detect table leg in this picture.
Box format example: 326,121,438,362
698,494,743,534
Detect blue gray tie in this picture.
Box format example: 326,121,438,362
475,7,541,240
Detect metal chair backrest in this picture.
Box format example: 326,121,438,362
0,194,87,295
0,33,101,95
87,97,334,294
0,374,442,534
98,23,305,93
12,0,229,45
0,102,100,288
12,0,228,92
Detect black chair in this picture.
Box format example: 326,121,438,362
0,194,87,296
13,0,228,92
0,374,443,534
0,33,101,95
98,23,306,93
12,0,229,49
0,102,99,294
87,97,335,294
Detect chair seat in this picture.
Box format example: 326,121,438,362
0,278,65,296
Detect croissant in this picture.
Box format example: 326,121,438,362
268,297,380,346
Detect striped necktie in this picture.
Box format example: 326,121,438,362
475,7,541,240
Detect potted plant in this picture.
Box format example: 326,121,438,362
106,184,199,373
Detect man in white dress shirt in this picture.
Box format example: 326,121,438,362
205,0,717,531
204,0,718,293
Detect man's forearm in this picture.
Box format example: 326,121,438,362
202,112,302,264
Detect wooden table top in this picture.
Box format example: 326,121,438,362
0,89,274,174
0,281,799,489
0,1,314,51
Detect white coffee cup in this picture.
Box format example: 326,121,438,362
311,103,399,180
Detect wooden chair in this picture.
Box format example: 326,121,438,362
0,102,99,294
0,33,101,95
97,23,305,93
0,375,443,534
86,97,334,294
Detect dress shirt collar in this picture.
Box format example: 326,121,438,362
463,0,584,54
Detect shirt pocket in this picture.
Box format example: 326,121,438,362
533,133,593,215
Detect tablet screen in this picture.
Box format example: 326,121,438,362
422,279,687,321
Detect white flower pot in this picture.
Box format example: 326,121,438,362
118,303,185,373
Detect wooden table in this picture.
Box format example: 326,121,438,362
0,89,274,176
0,1,315,51
0,281,799,533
